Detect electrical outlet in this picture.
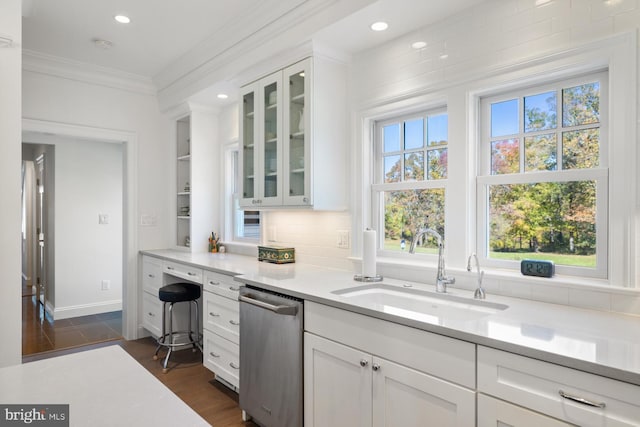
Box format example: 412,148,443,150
101,280,110,291
337,230,350,249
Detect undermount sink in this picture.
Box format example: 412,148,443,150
332,284,508,324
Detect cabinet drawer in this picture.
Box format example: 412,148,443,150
478,394,573,426
203,291,239,343
142,256,163,295
142,291,162,337
203,330,239,390
305,301,475,388
478,346,640,427
163,261,203,284
203,270,240,299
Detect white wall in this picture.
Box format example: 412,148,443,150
0,0,22,368
22,60,173,337
53,138,123,319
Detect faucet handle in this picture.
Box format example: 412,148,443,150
443,276,455,285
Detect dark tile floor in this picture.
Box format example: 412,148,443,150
22,294,122,357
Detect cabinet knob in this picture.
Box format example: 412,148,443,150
372,363,381,372
148,274,155,278
148,312,154,317
359,359,368,367
187,272,196,276
303,197,309,203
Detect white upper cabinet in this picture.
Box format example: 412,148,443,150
239,56,347,210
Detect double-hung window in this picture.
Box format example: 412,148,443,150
372,109,448,254
477,71,608,278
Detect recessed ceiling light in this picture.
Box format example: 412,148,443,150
114,15,131,24
217,93,229,100
93,38,113,50
370,21,388,32
412,41,427,50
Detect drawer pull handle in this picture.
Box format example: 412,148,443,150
558,390,606,408
209,281,220,286
372,363,381,372
359,360,368,367
166,266,174,270
229,286,240,292
229,320,240,326
209,352,220,358
148,312,154,317
187,272,196,276
148,274,155,278
229,362,240,370
209,312,221,317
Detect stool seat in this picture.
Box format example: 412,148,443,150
158,283,201,303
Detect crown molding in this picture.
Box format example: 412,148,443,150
23,49,157,96
155,0,372,111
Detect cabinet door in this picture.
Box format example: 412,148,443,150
478,394,574,427
259,72,283,206
239,83,259,207
304,333,372,427
283,58,311,206
372,357,475,427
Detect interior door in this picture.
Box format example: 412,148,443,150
35,154,46,305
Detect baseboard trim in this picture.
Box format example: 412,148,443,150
54,300,123,320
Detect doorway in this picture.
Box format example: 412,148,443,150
21,131,128,357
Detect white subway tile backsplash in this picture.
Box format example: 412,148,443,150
530,283,570,305
568,288,612,311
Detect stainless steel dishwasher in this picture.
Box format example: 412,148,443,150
239,285,303,427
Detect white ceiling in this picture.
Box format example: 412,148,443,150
22,0,485,99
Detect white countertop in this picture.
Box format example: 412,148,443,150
142,249,640,386
0,345,209,427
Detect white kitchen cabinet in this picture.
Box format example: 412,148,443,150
141,256,164,337
477,346,640,427
202,270,240,391
239,56,347,210
171,104,217,251
477,394,573,427
304,302,476,427
305,333,372,427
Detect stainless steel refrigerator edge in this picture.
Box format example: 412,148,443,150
239,286,304,427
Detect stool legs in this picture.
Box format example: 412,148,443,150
153,300,201,373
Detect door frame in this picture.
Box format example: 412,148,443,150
22,118,139,340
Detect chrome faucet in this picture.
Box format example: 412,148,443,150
466,253,486,299
409,228,455,293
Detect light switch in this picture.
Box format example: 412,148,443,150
99,214,109,225
337,230,350,249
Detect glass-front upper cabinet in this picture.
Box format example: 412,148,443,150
240,88,256,204
240,72,283,207
283,58,311,206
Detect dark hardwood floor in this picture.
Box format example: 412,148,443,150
22,293,122,356
120,337,258,427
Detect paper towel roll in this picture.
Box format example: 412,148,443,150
363,229,377,278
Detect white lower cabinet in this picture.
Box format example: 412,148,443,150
477,394,573,427
202,271,240,391
304,302,476,427
478,346,640,427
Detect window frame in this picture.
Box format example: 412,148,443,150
476,71,609,279
223,143,260,243
371,107,449,258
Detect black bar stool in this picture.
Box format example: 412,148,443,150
153,282,202,373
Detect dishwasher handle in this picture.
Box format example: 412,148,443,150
239,294,299,316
